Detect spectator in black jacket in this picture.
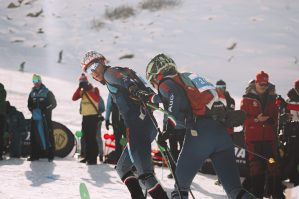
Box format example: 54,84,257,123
27,74,57,162
6,102,26,158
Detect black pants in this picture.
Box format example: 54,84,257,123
30,119,55,159
246,141,283,198
169,131,185,162
0,114,5,158
112,118,126,160
82,115,98,162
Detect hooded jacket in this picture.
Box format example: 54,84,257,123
240,84,278,142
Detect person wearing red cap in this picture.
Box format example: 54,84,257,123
72,73,103,165
240,71,285,198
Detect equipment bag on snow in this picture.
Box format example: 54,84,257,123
171,72,227,119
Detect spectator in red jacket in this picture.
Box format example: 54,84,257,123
240,71,285,198
72,73,101,165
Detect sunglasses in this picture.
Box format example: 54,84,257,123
86,62,101,75
216,85,226,89
258,83,268,87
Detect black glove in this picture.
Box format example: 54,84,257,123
98,115,104,122
128,85,151,102
157,130,171,148
135,90,151,102
38,99,48,110
105,120,111,130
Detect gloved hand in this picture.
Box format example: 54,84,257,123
128,85,151,102
38,99,48,110
98,115,104,122
134,90,151,102
157,130,171,148
105,120,111,130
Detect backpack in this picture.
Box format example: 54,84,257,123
171,72,227,118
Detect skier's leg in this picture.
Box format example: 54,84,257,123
116,147,145,199
211,147,254,199
126,118,168,199
172,129,211,199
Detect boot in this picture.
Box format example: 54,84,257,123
122,172,145,199
138,173,168,199
148,184,169,199
272,176,286,199
250,175,264,198
171,190,188,199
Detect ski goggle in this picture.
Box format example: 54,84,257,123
32,80,40,84
216,85,226,89
86,62,101,75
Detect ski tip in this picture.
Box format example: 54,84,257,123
80,182,90,199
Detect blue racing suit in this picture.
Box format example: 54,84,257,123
103,67,168,198
156,78,254,199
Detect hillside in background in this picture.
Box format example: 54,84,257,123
1,0,298,99
0,0,299,198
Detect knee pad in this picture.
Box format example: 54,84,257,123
121,171,136,182
138,173,159,191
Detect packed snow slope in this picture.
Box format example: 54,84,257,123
0,0,298,100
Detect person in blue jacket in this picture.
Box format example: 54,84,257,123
145,54,255,199
81,51,168,199
27,74,57,162
105,93,126,164
97,95,105,162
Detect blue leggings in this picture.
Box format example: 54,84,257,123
116,115,158,190
175,118,250,199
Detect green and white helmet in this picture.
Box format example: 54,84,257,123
146,54,177,83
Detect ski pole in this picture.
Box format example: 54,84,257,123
234,144,275,164
140,100,197,199
139,101,183,199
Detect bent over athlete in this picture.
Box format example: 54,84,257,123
81,51,169,199
146,54,255,199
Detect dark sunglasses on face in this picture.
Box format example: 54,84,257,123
258,83,268,87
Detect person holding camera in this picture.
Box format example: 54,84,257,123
72,73,102,165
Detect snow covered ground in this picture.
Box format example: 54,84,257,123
1,0,299,198
0,157,230,199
